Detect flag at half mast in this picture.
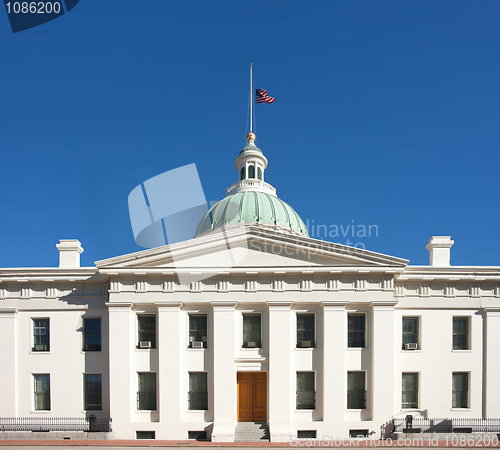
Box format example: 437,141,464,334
255,89,275,104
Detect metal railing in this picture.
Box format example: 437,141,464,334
392,417,500,434
0,415,112,432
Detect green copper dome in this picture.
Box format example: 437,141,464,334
195,191,309,237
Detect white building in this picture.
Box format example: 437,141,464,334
1,133,499,442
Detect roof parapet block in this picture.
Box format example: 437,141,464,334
56,239,84,268
426,236,454,267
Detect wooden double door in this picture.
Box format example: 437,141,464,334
237,372,267,422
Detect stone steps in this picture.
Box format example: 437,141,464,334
234,422,270,442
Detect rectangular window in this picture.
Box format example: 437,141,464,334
297,430,317,439
189,372,208,410
34,374,50,411
137,372,156,410
84,374,102,410
402,317,419,350
348,313,366,348
453,317,470,350
296,372,315,410
243,313,261,348
136,431,155,439
83,318,101,351
189,314,207,348
297,314,315,348
33,318,50,352
452,372,469,408
349,430,369,438
402,373,419,409
347,371,366,409
137,314,156,348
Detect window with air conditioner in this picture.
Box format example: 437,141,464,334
137,314,156,349
33,318,50,352
402,317,419,350
297,313,315,348
189,314,207,348
243,313,261,348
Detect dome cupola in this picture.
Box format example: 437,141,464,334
194,133,308,237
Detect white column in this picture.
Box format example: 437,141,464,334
322,302,347,423
267,301,293,442
211,301,237,442
0,308,17,416
157,302,182,429
484,308,500,417
371,302,396,421
107,302,134,438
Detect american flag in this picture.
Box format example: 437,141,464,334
255,89,275,104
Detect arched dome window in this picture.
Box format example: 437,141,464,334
248,165,255,179
257,167,262,180
240,167,246,180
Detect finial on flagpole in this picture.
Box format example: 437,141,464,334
246,132,256,144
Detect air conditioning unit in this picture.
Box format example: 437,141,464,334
34,344,46,351
405,343,418,350
246,341,256,348
139,340,152,348
192,341,204,349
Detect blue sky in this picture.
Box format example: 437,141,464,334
0,1,498,268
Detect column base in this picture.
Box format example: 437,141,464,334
211,425,235,442
269,422,293,442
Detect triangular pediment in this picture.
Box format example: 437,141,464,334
95,226,408,271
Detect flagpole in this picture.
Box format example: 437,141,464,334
250,63,253,133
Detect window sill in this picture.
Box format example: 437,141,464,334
241,347,262,350
346,347,367,351
30,410,51,414
400,408,421,412
451,408,471,411
401,350,422,353
136,409,158,412
451,350,472,353
296,347,315,351
294,409,316,412
30,351,50,355
187,347,207,351
346,409,367,412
